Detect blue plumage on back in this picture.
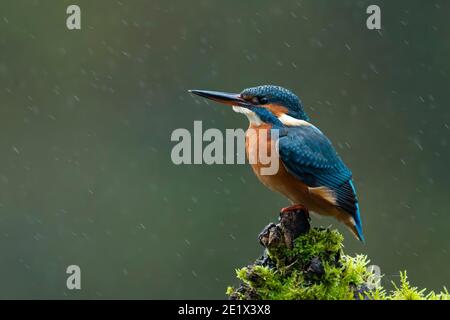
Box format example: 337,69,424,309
278,124,364,241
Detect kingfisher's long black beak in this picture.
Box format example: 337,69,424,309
188,89,248,107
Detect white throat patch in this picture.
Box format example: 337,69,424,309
232,106,263,126
277,113,311,127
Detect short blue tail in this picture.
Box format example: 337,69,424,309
349,180,365,243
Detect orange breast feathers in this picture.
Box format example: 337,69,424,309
245,123,275,174
245,124,310,203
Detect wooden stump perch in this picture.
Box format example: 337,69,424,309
259,207,310,249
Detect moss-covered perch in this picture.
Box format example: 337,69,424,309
227,207,449,300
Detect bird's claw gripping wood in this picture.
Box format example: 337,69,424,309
281,204,310,219
259,206,310,249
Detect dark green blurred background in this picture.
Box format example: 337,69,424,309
0,0,449,299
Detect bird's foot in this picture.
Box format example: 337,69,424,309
280,204,310,219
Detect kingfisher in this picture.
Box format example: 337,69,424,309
188,85,364,242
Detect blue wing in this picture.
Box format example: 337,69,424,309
277,124,363,240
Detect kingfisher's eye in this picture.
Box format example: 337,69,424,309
259,97,269,104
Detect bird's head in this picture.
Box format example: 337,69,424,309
189,85,309,127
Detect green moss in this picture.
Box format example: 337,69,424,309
287,228,344,261
227,227,450,300
366,271,450,300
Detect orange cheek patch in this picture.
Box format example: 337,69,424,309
265,104,288,117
